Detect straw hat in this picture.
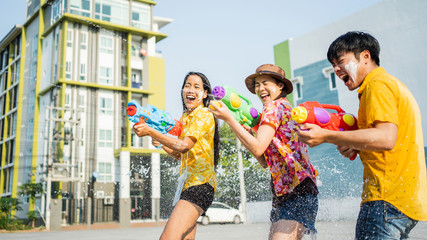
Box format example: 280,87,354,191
245,64,293,94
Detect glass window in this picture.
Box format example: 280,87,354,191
10,65,15,84
70,0,91,17
78,94,85,108
131,4,150,30
67,30,73,47
15,62,20,83
0,75,3,94
98,129,112,148
55,33,59,51
51,0,66,24
98,162,112,181
322,67,337,91
9,86,18,110
295,83,302,99
99,66,112,85
65,93,71,107
66,61,72,79
80,32,87,50
80,63,86,81
131,69,142,89
6,140,15,164
53,63,58,81
95,2,111,22
14,36,21,57
329,72,337,90
3,71,8,91
99,97,112,115
8,168,13,192
0,95,3,116
2,50,8,69
100,36,113,54
291,76,303,101
95,0,129,25
131,45,137,57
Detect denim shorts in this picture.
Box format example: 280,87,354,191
270,193,318,234
356,200,418,240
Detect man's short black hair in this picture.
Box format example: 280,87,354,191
327,31,380,66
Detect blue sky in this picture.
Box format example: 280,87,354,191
0,0,382,117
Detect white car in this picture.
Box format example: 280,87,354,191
198,202,244,225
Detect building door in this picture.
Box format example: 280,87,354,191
130,157,152,220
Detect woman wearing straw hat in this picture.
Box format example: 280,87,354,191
210,64,319,240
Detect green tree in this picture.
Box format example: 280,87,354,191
0,198,22,218
215,124,270,209
0,197,24,230
18,182,44,227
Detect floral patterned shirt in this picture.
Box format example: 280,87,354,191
260,97,318,197
179,105,217,191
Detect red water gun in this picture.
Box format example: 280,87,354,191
291,101,358,160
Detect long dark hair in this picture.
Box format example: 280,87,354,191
181,72,220,168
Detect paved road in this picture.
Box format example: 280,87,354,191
1,221,426,240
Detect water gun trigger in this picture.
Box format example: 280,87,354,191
135,117,145,126
349,151,357,161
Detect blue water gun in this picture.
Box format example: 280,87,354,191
126,100,182,136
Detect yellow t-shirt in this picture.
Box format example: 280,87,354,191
357,67,427,220
179,105,217,191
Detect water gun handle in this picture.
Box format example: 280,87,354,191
322,103,357,160
131,116,162,149
319,104,344,114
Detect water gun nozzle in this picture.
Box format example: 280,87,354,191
291,106,308,123
127,105,137,116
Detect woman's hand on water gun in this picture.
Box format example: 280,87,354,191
242,125,256,136
133,121,152,137
297,123,328,147
209,101,233,122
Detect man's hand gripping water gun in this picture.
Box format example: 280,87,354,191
126,100,182,136
211,85,260,129
291,101,358,160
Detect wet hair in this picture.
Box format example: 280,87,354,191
181,72,220,168
327,31,380,66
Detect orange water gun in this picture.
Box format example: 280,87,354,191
291,101,358,160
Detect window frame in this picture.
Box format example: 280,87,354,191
99,96,113,115
322,66,337,91
291,76,304,101
98,66,113,85
99,35,113,55
98,129,113,148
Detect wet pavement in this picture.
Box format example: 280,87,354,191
1,220,426,239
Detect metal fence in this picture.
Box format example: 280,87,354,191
61,198,119,225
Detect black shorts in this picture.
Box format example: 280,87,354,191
180,183,215,214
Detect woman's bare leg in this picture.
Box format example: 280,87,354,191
160,199,203,240
269,220,305,240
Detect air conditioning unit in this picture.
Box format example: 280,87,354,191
104,196,114,205
96,190,105,198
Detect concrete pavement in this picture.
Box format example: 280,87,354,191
1,220,426,239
